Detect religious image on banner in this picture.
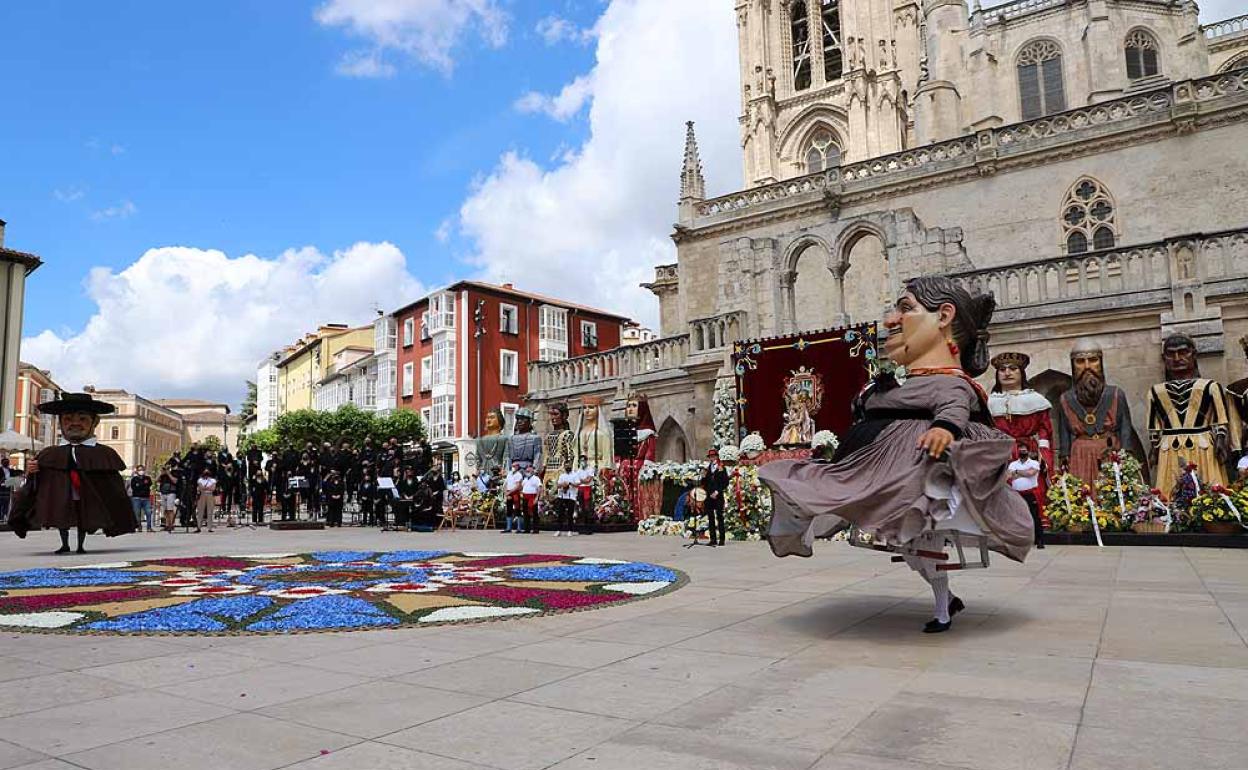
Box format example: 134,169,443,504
734,324,877,447
776,366,824,446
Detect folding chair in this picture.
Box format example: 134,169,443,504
846,526,991,571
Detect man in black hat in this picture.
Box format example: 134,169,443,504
10,392,136,553
700,447,730,547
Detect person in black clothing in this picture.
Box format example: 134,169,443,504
394,468,419,530
322,470,345,527
295,453,315,517
700,448,730,546
129,466,154,532
423,468,446,530
249,470,269,525
157,464,179,532
276,465,298,521
358,466,378,526
218,462,237,516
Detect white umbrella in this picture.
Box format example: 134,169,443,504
0,429,42,453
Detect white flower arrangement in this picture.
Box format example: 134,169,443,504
811,430,840,451
636,515,686,537
717,445,741,463
739,432,767,457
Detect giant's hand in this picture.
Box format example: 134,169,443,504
917,427,955,459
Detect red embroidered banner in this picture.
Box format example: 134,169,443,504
732,324,877,446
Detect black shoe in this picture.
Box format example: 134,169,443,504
76,548,87,554
53,546,71,555
923,618,952,634
949,596,965,618
1037,543,1046,549
718,540,726,546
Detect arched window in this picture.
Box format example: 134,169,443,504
803,129,841,172
1062,177,1117,255
1216,52,1248,74
820,0,843,82
1017,40,1066,120
791,2,812,91
1124,30,1160,80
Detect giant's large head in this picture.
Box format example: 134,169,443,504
1162,333,1200,381
37,392,115,444
514,408,534,434
991,352,1030,394
548,403,569,431
624,393,655,430
483,408,505,436
1070,339,1106,407
882,276,995,375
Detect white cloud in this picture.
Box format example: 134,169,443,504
315,0,508,76
53,185,86,203
536,15,593,46
434,218,453,243
514,74,595,122
458,0,741,327
22,242,424,404
89,200,138,222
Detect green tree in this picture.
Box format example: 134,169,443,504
240,428,279,453
239,381,257,422
376,409,426,444
324,404,377,446
272,409,329,447
200,435,223,453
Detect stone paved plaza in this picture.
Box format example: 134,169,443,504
0,530,1245,770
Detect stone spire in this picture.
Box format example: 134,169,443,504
679,121,706,202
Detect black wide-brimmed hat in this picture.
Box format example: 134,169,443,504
37,392,116,416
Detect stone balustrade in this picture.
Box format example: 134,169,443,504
948,228,1248,319
527,310,748,397
695,68,1247,220
1204,14,1248,40
978,0,1065,23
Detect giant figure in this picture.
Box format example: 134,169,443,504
576,396,614,471
1056,341,1142,484
989,352,1054,518
541,403,576,484
475,407,510,478
507,408,542,471
1147,333,1241,492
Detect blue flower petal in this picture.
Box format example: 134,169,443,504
83,596,272,633
310,551,377,563
376,550,449,563
0,569,163,589
246,595,399,631
509,563,678,583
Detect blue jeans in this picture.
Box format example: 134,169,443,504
504,515,522,532
132,497,153,530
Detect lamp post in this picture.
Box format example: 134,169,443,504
473,299,485,442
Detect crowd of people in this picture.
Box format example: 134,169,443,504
130,436,448,533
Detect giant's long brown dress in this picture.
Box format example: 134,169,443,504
9,443,136,538
760,374,1033,563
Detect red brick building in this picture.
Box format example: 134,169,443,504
390,281,629,473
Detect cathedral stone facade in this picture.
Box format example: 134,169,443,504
527,0,1248,460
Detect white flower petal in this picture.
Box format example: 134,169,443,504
601,581,671,595
459,552,520,557
231,553,297,559
0,611,85,628
64,562,132,569
574,558,627,565
419,606,540,623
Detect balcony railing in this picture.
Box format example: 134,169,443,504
527,311,747,395
978,0,1064,23
948,228,1248,316
1204,14,1248,40
695,68,1248,220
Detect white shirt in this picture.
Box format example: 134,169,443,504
1238,455,1248,472
197,477,217,495
521,475,542,495
576,468,594,487
1008,458,1041,492
505,470,523,493
557,472,579,499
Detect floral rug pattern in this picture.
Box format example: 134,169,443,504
0,551,684,634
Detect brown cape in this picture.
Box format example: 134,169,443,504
8,444,136,538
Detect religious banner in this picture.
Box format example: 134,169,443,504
732,324,877,446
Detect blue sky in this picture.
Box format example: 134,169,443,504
4,1,598,339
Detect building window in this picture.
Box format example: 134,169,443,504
539,348,569,363
421,407,432,431
803,128,841,172
1124,30,1160,80
420,356,432,392
1017,40,1066,120
429,293,455,333
791,2,812,91
402,362,415,397
500,350,519,387
1062,177,1117,255
820,1,842,82
580,321,598,348
500,402,518,436
420,311,430,340
402,318,415,347
539,306,568,343
499,303,518,334
375,317,397,352
110,426,119,440
430,394,455,441
432,338,455,387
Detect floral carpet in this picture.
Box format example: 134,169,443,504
0,551,685,635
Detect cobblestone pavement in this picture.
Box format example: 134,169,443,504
0,528,1244,770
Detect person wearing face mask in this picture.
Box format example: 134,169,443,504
760,276,1033,634
9,392,136,554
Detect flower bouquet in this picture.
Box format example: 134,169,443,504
725,465,772,541
636,515,685,537
739,432,767,459
1045,473,1092,531
811,430,840,461
1184,483,1246,534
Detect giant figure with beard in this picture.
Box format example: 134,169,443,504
1055,341,1145,485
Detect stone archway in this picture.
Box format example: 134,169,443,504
787,238,839,332
1029,368,1071,414
656,417,690,463
839,227,891,326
